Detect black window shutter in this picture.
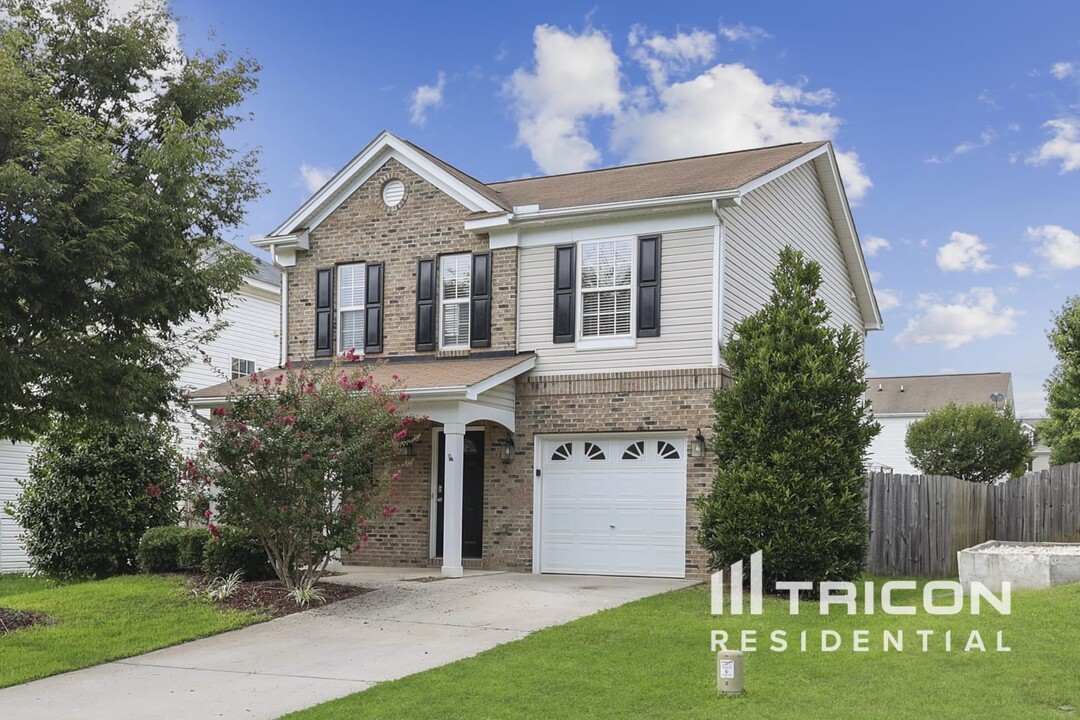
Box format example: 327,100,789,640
552,245,576,343
314,267,333,357
415,259,437,351
470,253,492,348
364,263,384,354
637,236,662,338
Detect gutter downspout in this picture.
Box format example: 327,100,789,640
711,199,727,367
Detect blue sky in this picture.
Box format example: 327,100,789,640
169,1,1080,416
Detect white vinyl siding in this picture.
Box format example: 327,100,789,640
722,162,863,341
0,441,33,573
866,416,921,474
518,227,715,375
579,238,633,338
440,253,471,349
337,263,366,354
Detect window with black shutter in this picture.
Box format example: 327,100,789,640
364,263,384,353
552,245,576,343
470,253,492,348
637,235,661,337
314,268,333,357
416,259,437,351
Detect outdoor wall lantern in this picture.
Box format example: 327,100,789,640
690,429,709,459
495,434,516,462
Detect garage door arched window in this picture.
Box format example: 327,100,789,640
657,441,681,460
550,443,573,461
583,442,606,460
621,441,645,460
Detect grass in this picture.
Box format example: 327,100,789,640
285,579,1080,720
0,573,264,688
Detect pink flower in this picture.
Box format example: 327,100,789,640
301,452,313,461
274,374,284,384
250,439,262,451
385,403,397,414
211,406,227,417
208,523,220,539
282,416,296,426
391,471,401,481
197,441,205,450
401,417,413,427
146,484,162,498
361,531,369,543
353,378,367,391
204,509,213,519
381,504,398,517
393,429,408,441
398,392,411,402
391,373,400,381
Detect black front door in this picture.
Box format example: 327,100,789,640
435,430,485,559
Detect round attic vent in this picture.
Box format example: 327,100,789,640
381,179,405,208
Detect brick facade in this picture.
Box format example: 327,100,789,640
345,368,733,578
286,158,516,362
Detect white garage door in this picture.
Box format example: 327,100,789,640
539,434,687,578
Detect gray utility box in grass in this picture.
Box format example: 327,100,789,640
958,541,1080,592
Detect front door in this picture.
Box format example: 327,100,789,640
435,430,485,559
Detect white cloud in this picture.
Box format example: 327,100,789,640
506,25,871,200
409,72,447,127
894,288,1020,349
1051,62,1077,80
299,163,334,194
1028,118,1080,172
717,21,771,44
1027,224,1080,269
611,61,870,200
936,231,994,272
954,128,995,155
628,26,716,88
875,288,901,312
506,25,622,174
863,235,891,257
1012,263,1033,277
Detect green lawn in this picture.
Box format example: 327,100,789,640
285,579,1080,720
0,573,264,688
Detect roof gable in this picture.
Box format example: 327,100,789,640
268,131,507,239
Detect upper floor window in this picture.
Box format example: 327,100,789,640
338,263,366,354
440,253,471,349
579,238,633,338
231,358,255,379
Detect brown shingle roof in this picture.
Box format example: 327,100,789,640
866,373,1013,415
487,141,828,211
398,137,511,211
187,353,535,403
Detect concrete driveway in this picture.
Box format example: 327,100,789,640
0,568,692,719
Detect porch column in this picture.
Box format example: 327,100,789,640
441,422,466,578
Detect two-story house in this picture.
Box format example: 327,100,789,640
0,255,282,573
190,131,881,580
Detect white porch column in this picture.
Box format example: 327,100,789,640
441,422,466,578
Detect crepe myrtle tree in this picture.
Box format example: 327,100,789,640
188,352,418,591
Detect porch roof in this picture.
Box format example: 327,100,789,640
186,352,536,407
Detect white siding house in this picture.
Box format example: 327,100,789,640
0,262,281,573
865,373,1014,475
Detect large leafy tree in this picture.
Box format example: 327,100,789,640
1042,295,1080,465
696,247,879,588
905,402,1032,483
0,0,261,441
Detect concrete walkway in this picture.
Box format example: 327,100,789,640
0,568,692,719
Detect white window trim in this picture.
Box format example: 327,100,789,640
575,236,636,351
337,263,366,356
439,253,471,351
230,357,255,380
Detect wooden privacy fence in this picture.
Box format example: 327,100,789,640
865,463,1080,578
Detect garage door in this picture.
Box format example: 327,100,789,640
539,434,687,578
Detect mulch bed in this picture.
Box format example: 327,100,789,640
185,577,370,619
0,607,51,636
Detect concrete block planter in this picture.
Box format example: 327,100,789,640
958,540,1080,592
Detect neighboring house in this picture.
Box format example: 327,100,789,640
190,131,881,579
0,257,281,574
1020,418,1052,472
865,372,1014,475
